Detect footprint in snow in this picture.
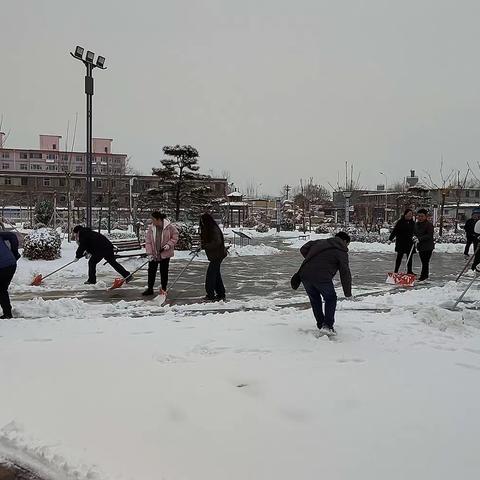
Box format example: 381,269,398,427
336,358,366,364
456,362,480,371
23,338,53,343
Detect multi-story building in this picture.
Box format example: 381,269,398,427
0,134,228,225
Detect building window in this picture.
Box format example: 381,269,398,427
46,165,57,171
21,177,28,186
61,155,68,161
20,163,28,170
466,190,470,198
43,178,51,187
59,195,66,202
76,156,83,162
59,178,66,187
75,179,81,188
95,179,103,188
2,163,10,169
29,153,42,159
20,153,28,159
4,177,12,185
52,144,57,150
1,153,10,159
476,191,480,198
31,164,42,170
75,166,83,172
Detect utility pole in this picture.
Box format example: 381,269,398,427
284,184,290,200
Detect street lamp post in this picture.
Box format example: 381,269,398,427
379,172,388,224
343,191,352,228
70,46,106,228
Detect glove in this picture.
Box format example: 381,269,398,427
84,253,92,260
73,257,80,262
162,244,170,251
147,255,155,262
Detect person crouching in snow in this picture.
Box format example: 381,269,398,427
199,213,228,302
471,218,480,272
73,225,131,285
0,231,20,319
299,232,352,335
143,212,179,296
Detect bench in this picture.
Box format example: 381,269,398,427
111,238,146,258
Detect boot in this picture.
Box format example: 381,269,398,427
142,288,154,296
0,313,13,319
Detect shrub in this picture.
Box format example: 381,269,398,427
256,224,269,233
176,223,197,250
23,228,62,260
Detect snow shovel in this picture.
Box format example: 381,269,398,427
31,259,78,286
455,244,480,282
109,260,149,290
386,244,416,287
450,269,479,310
167,250,200,293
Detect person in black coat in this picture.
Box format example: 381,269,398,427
299,232,352,333
199,213,227,301
0,232,20,319
462,210,480,256
73,225,131,284
414,209,435,281
389,209,415,274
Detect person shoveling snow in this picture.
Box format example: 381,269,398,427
73,225,131,285
0,231,20,319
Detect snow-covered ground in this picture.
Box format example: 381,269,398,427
2,233,480,479
1,281,480,479
284,234,466,253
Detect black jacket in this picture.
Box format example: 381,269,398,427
299,237,352,297
201,226,227,262
463,218,478,240
414,221,435,252
0,232,20,269
75,227,115,259
389,217,415,254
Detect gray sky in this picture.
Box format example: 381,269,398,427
2,0,480,194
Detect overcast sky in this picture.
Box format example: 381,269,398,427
2,0,480,194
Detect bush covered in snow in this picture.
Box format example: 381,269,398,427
34,200,54,226
255,223,269,233
23,228,62,260
176,223,197,250
315,225,330,234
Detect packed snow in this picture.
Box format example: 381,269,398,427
2,233,480,479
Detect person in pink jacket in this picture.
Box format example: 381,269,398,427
143,212,179,296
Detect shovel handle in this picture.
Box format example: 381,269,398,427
42,258,78,280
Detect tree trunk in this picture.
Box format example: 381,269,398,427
439,192,446,236
175,166,184,221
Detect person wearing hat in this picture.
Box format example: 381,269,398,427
471,219,480,271
462,208,480,256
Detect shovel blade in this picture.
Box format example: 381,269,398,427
110,277,125,290
386,272,416,287
31,274,43,286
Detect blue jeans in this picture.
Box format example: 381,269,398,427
302,280,337,329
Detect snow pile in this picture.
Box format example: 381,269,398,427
285,237,466,254
228,244,280,256
414,305,465,331
22,228,61,260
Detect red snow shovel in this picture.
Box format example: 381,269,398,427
386,244,416,287
109,260,149,290
31,259,78,286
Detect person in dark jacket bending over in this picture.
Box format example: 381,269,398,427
389,208,415,274
463,209,480,256
299,232,352,334
0,232,20,319
73,225,131,285
199,213,227,301
414,209,435,281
